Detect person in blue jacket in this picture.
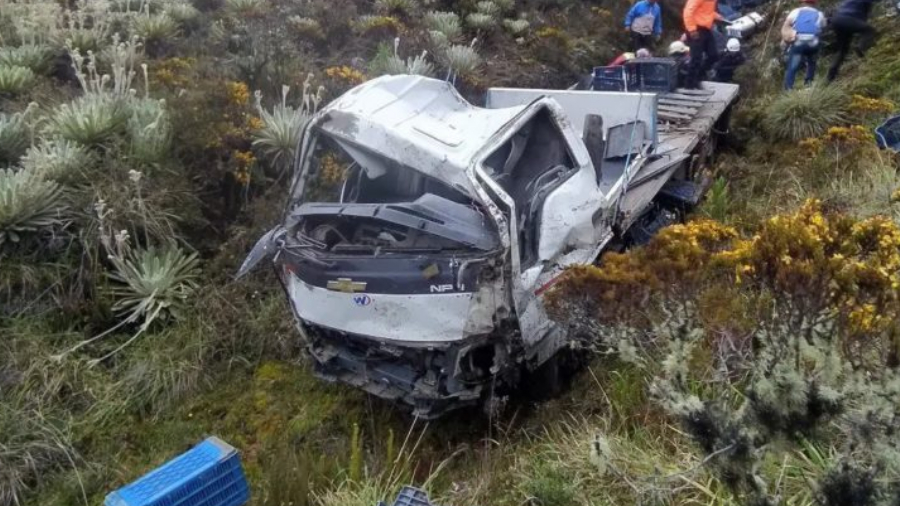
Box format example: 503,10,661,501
826,0,877,82
781,0,827,89
624,0,663,52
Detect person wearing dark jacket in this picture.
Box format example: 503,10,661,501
826,0,877,82
713,38,746,82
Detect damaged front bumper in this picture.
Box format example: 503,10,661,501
301,321,516,419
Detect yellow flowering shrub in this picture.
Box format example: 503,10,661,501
226,81,251,105
325,66,366,86
548,200,900,366
849,94,895,120
233,150,255,186
353,15,404,35
152,57,195,89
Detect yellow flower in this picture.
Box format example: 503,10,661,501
227,81,251,105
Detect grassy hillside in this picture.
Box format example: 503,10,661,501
2,0,899,505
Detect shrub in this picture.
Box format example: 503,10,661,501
0,65,36,96
354,15,403,35
108,243,201,325
763,85,850,142
20,139,96,181
502,18,530,35
465,12,495,30
127,97,172,165
428,30,450,50
0,44,54,74
163,2,200,26
288,16,325,40
374,0,417,15
224,0,265,16
131,12,180,48
443,42,482,80
494,0,516,10
424,10,462,40
253,80,323,174
368,40,406,76
699,176,730,222
0,109,34,166
476,1,501,16
0,169,67,246
521,461,577,506
45,94,129,146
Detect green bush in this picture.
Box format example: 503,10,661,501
20,139,96,181
0,169,67,246
374,0,417,15
131,12,180,47
442,43,482,80
0,44,54,74
45,94,129,146
424,11,462,40
0,65,36,96
502,18,530,35
254,82,321,174
127,98,172,165
465,12,495,30
763,85,850,141
0,109,34,166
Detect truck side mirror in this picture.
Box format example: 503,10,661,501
583,114,605,184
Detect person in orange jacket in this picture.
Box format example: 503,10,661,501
683,0,723,88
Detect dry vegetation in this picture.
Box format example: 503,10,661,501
2,0,900,505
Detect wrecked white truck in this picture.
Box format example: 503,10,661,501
238,74,739,418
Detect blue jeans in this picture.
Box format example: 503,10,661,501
784,40,819,90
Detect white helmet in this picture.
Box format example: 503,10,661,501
668,40,689,55
726,38,741,52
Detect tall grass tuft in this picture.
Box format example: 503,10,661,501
0,65,36,96
253,77,323,174
700,177,730,222
465,12,496,30
0,107,36,166
374,0,418,15
127,97,172,165
443,41,482,81
20,139,96,181
0,169,67,246
0,44,54,74
45,94,129,146
763,86,850,141
502,18,530,35
425,11,462,40
131,11,180,47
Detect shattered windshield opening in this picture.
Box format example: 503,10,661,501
287,130,499,255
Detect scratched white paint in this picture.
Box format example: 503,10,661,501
288,276,475,343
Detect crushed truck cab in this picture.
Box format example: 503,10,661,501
239,75,739,418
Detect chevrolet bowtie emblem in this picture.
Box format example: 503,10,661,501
327,278,367,293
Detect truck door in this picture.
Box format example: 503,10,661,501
479,107,607,364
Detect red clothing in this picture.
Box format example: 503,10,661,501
683,0,720,32
608,53,632,66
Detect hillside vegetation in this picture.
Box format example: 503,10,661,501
1,0,899,505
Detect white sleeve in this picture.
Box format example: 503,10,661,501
817,11,827,28
785,8,799,25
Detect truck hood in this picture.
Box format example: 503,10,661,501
312,75,528,201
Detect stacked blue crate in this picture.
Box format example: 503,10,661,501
377,487,438,506
105,437,250,506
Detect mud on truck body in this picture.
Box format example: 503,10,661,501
238,75,739,418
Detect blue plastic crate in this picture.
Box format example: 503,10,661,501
377,487,438,506
627,58,679,92
875,115,900,152
105,437,250,506
592,65,638,92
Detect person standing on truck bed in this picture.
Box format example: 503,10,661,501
781,0,826,89
826,0,877,82
624,0,663,52
683,0,723,89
